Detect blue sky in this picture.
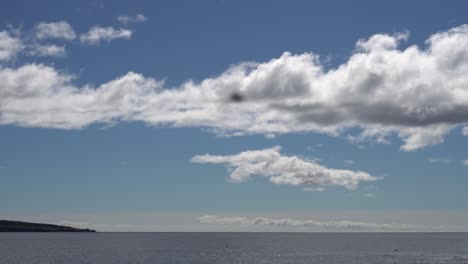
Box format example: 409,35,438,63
1,0,468,231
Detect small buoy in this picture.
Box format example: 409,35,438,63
226,245,229,248
394,248,398,252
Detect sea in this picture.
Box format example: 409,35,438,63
1,232,468,264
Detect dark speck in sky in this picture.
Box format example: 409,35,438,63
230,92,244,103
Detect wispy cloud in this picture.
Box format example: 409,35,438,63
56,221,137,231
56,221,90,229
80,26,132,45
306,144,323,151
462,160,468,166
27,44,65,57
2,25,468,150
2,20,140,59
428,157,451,165
302,187,325,192
117,14,147,25
191,146,380,189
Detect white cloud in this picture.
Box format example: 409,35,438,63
0,31,22,61
463,127,468,136
191,146,379,189
117,14,147,25
199,215,447,232
0,26,67,59
428,157,451,164
27,44,65,57
35,21,76,40
80,26,132,45
344,160,354,165
0,65,158,129
2,25,468,150
462,160,468,166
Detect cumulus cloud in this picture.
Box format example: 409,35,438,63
2,25,468,150
463,160,468,166
199,215,448,232
35,21,76,40
80,26,132,45
463,127,468,136
117,14,147,25
0,65,159,129
27,44,65,57
0,31,22,61
191,146,379,189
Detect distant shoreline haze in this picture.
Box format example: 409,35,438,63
0,220,96,232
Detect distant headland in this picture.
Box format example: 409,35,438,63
0,220,96,232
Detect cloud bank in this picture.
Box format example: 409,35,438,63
1,25,468,150
199,215,459,232
191,146,379,189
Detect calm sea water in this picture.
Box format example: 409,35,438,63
1,232,468,264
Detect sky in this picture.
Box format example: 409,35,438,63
1,0,468,232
